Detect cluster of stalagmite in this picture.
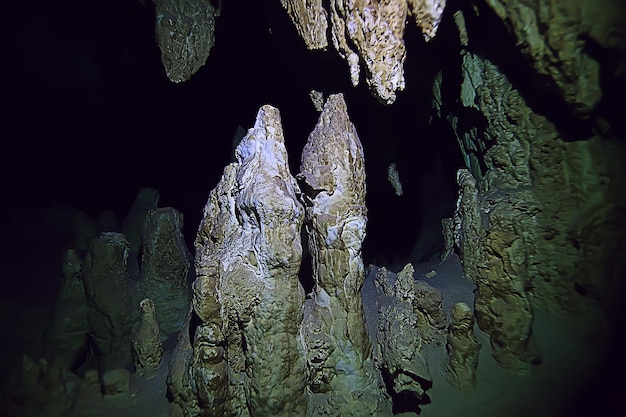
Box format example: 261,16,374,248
171,93,462,416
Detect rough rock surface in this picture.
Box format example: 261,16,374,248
374,265,431,403
413,280,446,342
280,0,328,49
298,93,387,415
44,249,89,365
482,0,626,115
122,187,160,280
175,104,308,417
139,207,192,335
445,302,480,391
154,0,219,82
132,298,163,378
83,232,138,372
435,6,626,372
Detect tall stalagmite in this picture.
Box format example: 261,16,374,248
298,93,386,415
173,105,308,417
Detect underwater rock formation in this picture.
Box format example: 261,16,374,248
154,0,220,82
176,104,308,417
122,187,160,280
413,280,446,343
299,93,386,415
83,232,138,372
280,0,328,49
445,302,480,391
139,207,192,335
132,298,163,378
435,5,626,373
481,0,626,115
373,265,431,403
44,249,89,366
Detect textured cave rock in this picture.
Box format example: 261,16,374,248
413,280,446,343
481,0,626,116
434,6,626,373
298,93,388,415
138,207,192,335
131,298,163,378
83,232,138,372
173,104,308,417
154,0,220,83
280,0,328,50
122,187,160,280
373,265,431,403
445,302,480,391
44,249,89,367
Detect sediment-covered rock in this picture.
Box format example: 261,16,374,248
446,302,480,391
154,0,220,82
122,187,160,280
413,280,446,342
299,93,387,415
139,207,192,335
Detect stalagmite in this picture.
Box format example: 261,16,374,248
174,104,308,416
299,93,386,415
139,207,192,335
446,302,480,391
131,298,163,378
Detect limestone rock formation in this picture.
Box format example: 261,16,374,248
132,298,163,378
373,265,431,404
154,0,220,82
83,232,138,372
482,0,626,115
298,93,387,415
445,302,480,391
139,207,192,335
173,104,308,416
280,0,328,49
413,280,446,343
44,249,89,366
122,187,160,279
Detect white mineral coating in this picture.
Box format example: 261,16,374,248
154,0,218,83
190,104,307,416
281,0,329,49
330,0,407,104
299,93,387,415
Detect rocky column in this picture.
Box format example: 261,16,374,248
131,298,163,378
299,93,383,414
186,105,308,417
139,207,192,335
445,302,480,391
83,232,137,372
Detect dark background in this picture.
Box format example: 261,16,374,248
1,0,463,267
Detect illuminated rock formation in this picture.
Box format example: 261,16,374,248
154,0,220,83
173,104,308,416
280,0,328,49
299,93,387,415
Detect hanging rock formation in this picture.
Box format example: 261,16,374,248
139,207,192,335
173,104,308,417
279,0,328,49
153,0,220,83
481,0,626,116
298,93,387,415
